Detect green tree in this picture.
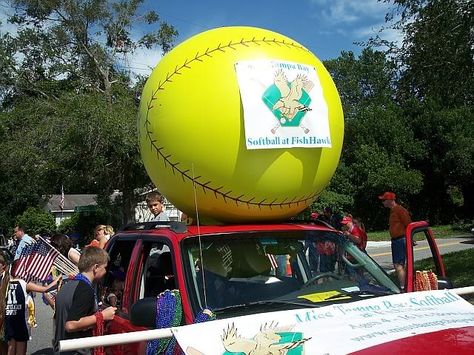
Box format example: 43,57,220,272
15,207,56,235
324,49,425,229
0,0,177,229
382,0,473,106
377,0,474,222
0,88,151,228
408,101,474,222
3,0,177,104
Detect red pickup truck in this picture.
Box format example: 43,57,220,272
100,220,472,354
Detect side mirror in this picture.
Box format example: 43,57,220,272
437,277,453,290
130,297,157,328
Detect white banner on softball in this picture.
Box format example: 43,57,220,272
235,59,331,150
172,290,474,355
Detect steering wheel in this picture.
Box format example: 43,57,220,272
302,272,342,289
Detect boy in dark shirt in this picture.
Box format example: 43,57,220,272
54,247,116,355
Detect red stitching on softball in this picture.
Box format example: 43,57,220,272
141,37,317,208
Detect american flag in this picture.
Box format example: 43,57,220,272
60,185,65,210
13,240,60,282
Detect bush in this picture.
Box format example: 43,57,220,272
15,207,56,236
310,190,354,214
57,214,79,236
452,219,474,233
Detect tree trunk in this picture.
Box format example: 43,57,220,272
121,159,137,225
121,188,136,226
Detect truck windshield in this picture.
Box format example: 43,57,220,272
182,230,399,317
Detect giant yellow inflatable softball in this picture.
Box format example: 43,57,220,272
139,27,344,223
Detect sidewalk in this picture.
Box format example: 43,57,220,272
366,241,391,248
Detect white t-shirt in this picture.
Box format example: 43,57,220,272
152,212,170,222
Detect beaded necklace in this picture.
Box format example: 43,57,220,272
146,291,217,354
146,290,182,355
93,312,105,355
194,308,216,323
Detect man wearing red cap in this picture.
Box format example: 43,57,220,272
379,191,412,289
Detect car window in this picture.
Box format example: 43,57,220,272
101,239,136,310
183,231,399,317
138,242,175,299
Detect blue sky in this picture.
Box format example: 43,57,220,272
0,0,401,77
149,0,399,58
123,0,401,76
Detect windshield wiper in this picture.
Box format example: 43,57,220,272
214,299,314,313
350,289,393,296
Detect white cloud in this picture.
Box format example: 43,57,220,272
116,47,163,80
307,0,403,48
380,27,404,46
0,3,18,35
131,47,163,74
309,0,390,24
115,27,165,79
353,22,404,47
353,23,384,39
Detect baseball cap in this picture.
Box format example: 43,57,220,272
340,216,353,225
378,192,396,200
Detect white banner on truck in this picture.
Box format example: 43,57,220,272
235,60,331,150
172,290,474,355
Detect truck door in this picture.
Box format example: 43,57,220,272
405,221,450,292
130,239,177,308
121,239,180,354
103,237,146,355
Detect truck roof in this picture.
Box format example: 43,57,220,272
115,220,338,243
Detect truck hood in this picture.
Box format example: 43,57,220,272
172,290,474,354
351,326,474,355
353,326,474,354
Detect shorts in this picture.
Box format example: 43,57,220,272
5,316,29,342
391,237,406,265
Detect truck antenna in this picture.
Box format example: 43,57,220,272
192,163,208,308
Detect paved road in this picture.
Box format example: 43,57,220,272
29,298,54,354
28,235,474,354
366,235,474,270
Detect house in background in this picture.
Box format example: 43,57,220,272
45,194,97,226
45,190,181,226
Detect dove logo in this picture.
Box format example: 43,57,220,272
221,322,310,355
263,69,314,133
236,59,332,150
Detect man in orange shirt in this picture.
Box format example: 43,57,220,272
379,191,412,289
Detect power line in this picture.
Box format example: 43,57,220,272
156,10,209,30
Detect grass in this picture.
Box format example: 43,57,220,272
414,248,474,288
367,224,471,242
